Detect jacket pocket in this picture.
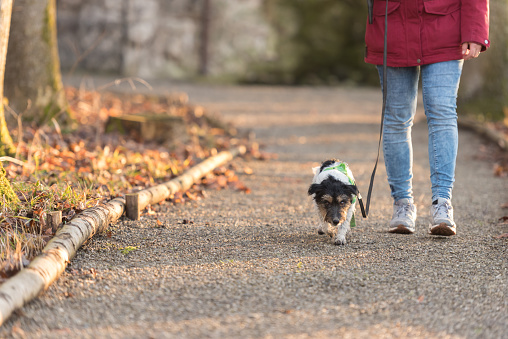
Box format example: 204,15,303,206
421,0,461,56
373,0,400,17
366,0,404,57
423,0,460,15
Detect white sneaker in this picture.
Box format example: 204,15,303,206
429,198,456,236
389,198,416,234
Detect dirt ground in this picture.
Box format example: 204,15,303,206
1,79,507,338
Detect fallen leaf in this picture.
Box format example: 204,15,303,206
146,205,156,215
11,325,25,336
216,176,228,188
185,191,197,200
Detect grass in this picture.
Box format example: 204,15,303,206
0,85,263,281
120,246,137,255
0,180,95,279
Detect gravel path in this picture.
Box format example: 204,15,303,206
2,80,507,338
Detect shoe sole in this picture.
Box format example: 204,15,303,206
430,222,456,236
389,225,414,234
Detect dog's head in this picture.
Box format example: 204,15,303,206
309,159,359,226
308,177,358,226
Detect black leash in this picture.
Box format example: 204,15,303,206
358,0,388,218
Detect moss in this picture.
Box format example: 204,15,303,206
44,0,62,92
0,106,15,157
0,163,19,204
40,0,74,126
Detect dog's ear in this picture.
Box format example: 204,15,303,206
308,183,322,196
319,159,337,172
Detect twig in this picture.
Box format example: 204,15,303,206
96,77,153,92
67,30,108,77
0,157,24,166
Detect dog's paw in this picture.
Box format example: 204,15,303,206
333,236,347,245
317,224,335,237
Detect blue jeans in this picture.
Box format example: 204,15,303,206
377,60,464,203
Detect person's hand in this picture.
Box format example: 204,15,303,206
462,42,482,61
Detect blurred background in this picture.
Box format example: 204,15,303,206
55,0,507,120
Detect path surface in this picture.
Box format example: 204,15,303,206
2,79,507,338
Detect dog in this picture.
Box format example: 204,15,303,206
308,159,360,245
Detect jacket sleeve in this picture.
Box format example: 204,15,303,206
461,0,490,51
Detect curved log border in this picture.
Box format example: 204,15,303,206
458,116,508,152
0,146,245,325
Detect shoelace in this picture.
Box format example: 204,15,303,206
395,202,413,218
433,201,451,218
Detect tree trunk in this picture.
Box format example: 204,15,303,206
0,0,15,156
4,0,71,125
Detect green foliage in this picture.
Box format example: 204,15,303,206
0,164,18,204
457,0,507,121
0,107,16,157
120,246,137,255
252,0,377,85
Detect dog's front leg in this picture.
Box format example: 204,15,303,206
318,220,335,237
334,205,356,245
333,222,350,245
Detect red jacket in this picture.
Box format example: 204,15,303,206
365,0,490,67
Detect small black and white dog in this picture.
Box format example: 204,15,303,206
308,159,360,245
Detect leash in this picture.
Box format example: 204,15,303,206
358,0,388,218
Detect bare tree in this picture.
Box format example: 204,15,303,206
0,0,16,156
4,0,71,125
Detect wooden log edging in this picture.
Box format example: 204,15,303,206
0,197,125,325
458,117,508,152
0,146,245,325
126,146,246,219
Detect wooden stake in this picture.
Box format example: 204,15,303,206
125,193,140,220
46,211,62,234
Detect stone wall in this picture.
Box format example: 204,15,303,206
57,0,274,79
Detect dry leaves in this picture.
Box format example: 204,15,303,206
2,87,269,279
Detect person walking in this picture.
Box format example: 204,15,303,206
364,0,490,235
